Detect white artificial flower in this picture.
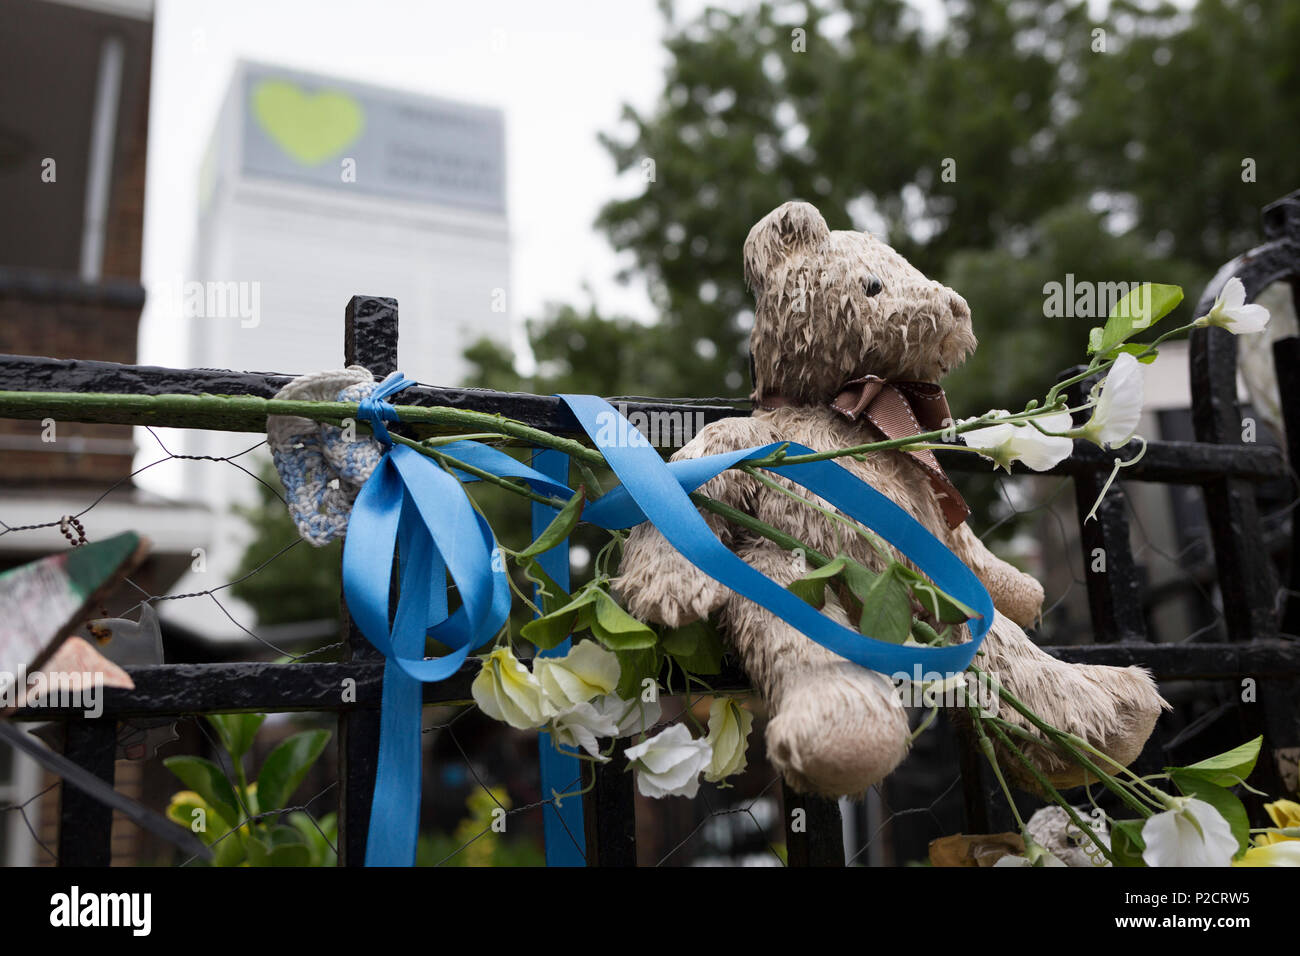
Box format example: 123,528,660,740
471,647,547,729
588,692,663,738
623,723,713,799
1079,352,1145,449
548,690,662,760
534,640,620,714
1141,797,1238,867
703,698,754,783
550,702,621,760
962,409,1075,472
1195,277,1270,334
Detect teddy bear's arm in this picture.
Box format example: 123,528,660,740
613,417,777,628
945,522,1045,628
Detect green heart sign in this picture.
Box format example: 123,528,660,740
251,80,364,167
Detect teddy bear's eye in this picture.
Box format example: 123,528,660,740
861,276,883,297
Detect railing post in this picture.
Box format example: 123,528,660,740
584,738,637,866
57,719,117,866
1064,372,1147,642
782,783,845,866
337,295,399,867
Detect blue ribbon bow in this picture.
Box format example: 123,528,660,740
341,381,992,866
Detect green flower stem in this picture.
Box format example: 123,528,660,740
970,665,1152,818
970,707,1027,833
985,718,1119,865
1043,321,1199,407
738,463,892,561
690,494,832,567
394,434,570,510
744,407,1062,470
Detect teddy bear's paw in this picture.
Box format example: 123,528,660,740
765,663,911,798
613,525,730,627
978,613,1168,789
1023,664,1167,790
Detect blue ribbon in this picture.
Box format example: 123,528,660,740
341,380,992,866
530,449,588,866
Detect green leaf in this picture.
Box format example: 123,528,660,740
894,565,977,624
1109,819,1147,867
516,490,585,559
288,811,337,867
206,713,266,763
857,567,913,644
1173,736,1262,787
256,729,331,812
1088,283,1183,355
212,831,248,867
244,836,271,867
590,591,658,650
1110,343,1158,365
1169,772,1251,855
263,824,313,866
787,556,849,607
163,756,242,828
661,620,725,675
519,587,598,650
614,646,662,700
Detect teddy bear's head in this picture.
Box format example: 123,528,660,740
744,201,976,405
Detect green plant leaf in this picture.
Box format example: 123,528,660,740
661,619,724,674
256,729,331,812
1110,343,1159,364
1088,283,1183,355
244,835,271,867
894,565,977,623
590,590,658,650
163,756,242,828
787,556,849,607
1169,772,1251,854
1109,819,1147,867
519,587,598,650
288,811,337,867
516,490,585,559
205,713,266,763
858,566,913,644
614,646,662,700
1172,736,1262,787
212,830,248,867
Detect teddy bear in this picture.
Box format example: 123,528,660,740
614,200,1166,797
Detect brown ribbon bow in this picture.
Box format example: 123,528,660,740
759,375,970,528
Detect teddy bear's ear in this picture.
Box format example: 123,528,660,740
743,201,831,293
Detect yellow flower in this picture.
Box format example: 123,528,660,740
1234,841,1300,867
703,698,754,783
1254,799,1300,846
472,647,547,729
534,641,620,713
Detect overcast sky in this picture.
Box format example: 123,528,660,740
140,0,709,370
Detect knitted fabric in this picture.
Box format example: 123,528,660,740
267,366,387,546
